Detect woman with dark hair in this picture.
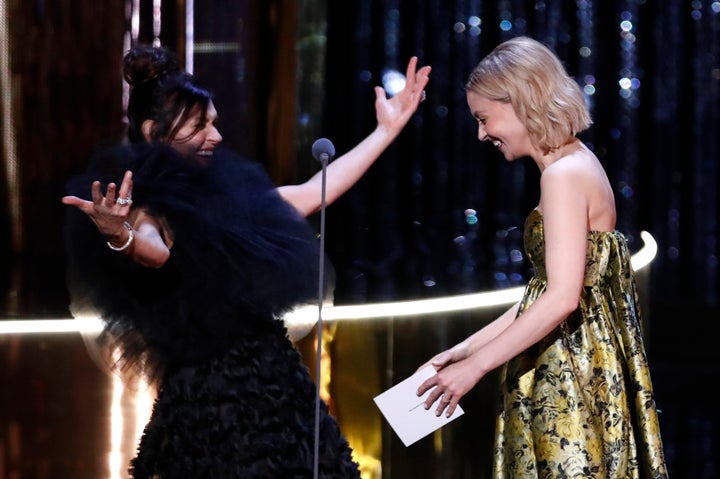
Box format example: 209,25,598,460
62,44,430,478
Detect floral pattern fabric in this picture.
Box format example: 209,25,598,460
493,209,668,478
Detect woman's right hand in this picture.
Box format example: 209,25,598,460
62,170,134,241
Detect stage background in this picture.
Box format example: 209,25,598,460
1,1,718,477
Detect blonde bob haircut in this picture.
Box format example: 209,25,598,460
465,36,592,154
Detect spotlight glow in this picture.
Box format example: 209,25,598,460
0,232,658,334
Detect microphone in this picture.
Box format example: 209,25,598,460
311,137,333,479
312,138,335,163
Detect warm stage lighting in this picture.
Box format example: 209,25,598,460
0,231,657,334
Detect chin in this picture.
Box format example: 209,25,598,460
194,155,213,166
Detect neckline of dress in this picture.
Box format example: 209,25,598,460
530,208,616,236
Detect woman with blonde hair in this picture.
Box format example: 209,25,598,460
418,36,667,478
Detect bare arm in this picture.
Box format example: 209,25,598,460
62,170,170,268
418,162,590,416
278,56,431,217
416,301,520,373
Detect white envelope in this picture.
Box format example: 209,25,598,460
373,365,465,446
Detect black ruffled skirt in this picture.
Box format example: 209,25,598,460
130,320,360,479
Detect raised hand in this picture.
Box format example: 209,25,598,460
374,56,431,134
62,170,134,239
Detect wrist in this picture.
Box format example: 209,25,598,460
374,122,402,138
453,341,470,359
106,221,134,252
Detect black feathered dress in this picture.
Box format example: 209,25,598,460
64,143,361,479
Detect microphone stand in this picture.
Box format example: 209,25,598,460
313,153,328,479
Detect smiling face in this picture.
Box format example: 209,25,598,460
466,91,533,161
464,37,593,156
167,101,223,165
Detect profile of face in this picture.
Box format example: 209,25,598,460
466,91,532,161
151,100,223,165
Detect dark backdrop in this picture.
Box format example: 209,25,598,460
3,3,717,336
314,5,720,473
0,2,718,476
316,1,719,357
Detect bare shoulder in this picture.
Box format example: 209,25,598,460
542,143,605,183
541,143,616,230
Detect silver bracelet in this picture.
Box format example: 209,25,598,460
106,221,134,251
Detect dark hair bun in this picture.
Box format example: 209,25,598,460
123,45,181,87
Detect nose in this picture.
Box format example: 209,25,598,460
477,124,489,141
208,125,223,145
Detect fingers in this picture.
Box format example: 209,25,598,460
404,56,431,83
435,394,457,417
440,400,459,418
422,387,456,418
61,195,80,206
101,181,125,208
403,56,431,107
416,66,431,101
90,180,104,204
61,195,91,211
404,56,431,84
404,56,419,82
423,387,444,411
417,65,432,83
377,57,430,106
117,170,134,202
418,375,446,411
374,85,387,102
416,375,434,397
88,171,133,208
431,351,451,368
62,172,136,240
417,370,460,418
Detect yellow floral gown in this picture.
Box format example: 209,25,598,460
493,209,668,478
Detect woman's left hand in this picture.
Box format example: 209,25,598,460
374,56,431,134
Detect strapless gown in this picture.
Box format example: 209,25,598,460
493,209,668,478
